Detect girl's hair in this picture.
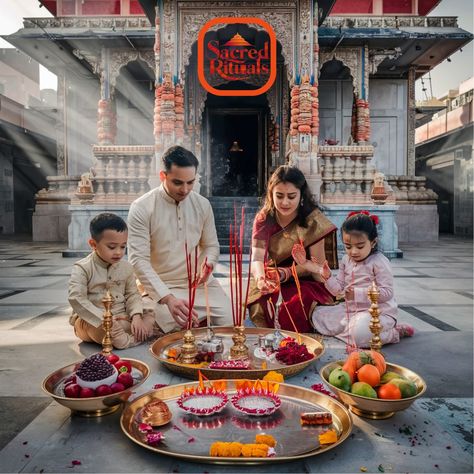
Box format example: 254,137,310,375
341,212,379,253
260,165,317,227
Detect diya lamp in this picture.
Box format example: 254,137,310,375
231,380,281,417
367,281,382,352
177,374,228,417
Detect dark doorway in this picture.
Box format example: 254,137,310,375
206,109,264,196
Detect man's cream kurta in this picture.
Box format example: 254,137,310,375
127,185,231,333
68,252,143,328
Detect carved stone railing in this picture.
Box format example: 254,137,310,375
385,175,438,204
319,144,375,204
35,175,81,204
323,16,458,29
23,16,152,29
89,145,154,205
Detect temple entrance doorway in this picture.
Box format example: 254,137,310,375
203,89,270,197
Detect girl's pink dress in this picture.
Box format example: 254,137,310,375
311,252,400,347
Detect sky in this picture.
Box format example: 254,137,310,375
0,0,472,98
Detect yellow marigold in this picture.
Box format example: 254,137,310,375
209,442,224,457
251,444,270,457
262,371,284,383
318,430,338,445
229,442,243,457
255,434,277,448
241,443,268,458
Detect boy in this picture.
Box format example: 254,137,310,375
68,213,158,349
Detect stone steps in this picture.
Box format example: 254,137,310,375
208,196,260,253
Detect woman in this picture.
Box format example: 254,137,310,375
247,165,338,332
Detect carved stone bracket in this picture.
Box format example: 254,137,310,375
369,47,402,75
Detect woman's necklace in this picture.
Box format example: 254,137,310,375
276,213,296,239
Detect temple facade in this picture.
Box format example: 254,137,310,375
4,0,472,254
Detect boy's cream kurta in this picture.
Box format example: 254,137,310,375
68,252,143,328
127,185,231,333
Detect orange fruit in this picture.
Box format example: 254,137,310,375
377,383,402,400
356,364,381,387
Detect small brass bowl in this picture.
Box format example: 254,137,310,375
320,361,427,420
42,358,150,417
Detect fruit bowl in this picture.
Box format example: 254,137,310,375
319,361,426,420
42,358,150,417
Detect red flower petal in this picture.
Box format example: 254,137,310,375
153,384,168,390
138,423,153,433
71,460,82,466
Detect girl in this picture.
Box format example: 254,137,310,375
294,210,414,347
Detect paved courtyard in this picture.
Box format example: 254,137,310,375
0,236,472,473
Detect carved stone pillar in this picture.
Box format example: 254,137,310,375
407,66,416,175
56,72,67,175
97,49,117,145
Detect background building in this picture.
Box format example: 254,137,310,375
0,49,56,235
2,0,472,253
416,76,473,237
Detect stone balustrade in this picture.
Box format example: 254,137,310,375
90,145,154,205
35,175,81,203
319,144,375,204
323,16,458,29
385,175,438,204
23,16,152,29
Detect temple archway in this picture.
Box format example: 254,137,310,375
183,25,288,197
318,59,355,146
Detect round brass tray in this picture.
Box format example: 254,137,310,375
320,361,427,420
150,327,324,380
42,358,150,417
120,380,353,464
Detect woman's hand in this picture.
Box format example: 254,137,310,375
256,275,279,294
291,242,307,266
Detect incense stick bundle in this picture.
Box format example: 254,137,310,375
184,242,198,330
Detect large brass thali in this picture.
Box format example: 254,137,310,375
150,327,324,380
120,381,353,464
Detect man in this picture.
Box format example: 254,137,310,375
127,145,231,333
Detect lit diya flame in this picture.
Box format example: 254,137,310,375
177,371,228,416
232,379,281,416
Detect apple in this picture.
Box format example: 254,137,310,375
110,382,125,393
95,384,113,396
114,359,132,373
106,353,120,365
64,375,77,386
117,372,134,388
79,387,96,398
64,383,81,398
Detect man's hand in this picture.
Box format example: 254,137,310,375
130,314,148,342
160,294,199,328
196,259,213,286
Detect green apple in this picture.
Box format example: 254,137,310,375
328,367,352,392
351,381,377,398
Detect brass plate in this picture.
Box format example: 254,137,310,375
42,358,150,417
150,327,324,380
320,361,427,420
120,381,353,464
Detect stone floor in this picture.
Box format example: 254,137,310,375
0,236,472,473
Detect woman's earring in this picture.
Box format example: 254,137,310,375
300,198,304,207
